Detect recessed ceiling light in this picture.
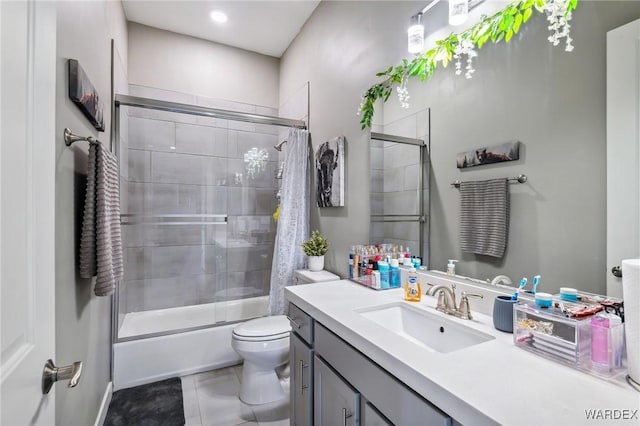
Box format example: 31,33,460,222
210,10,228,24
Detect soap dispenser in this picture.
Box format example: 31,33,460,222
446,260,458,276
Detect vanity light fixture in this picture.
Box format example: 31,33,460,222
407,13,425,54
406,0,440,54
210,10,228,24
449,0,469,26
407,0,481,54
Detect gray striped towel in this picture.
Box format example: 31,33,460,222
459,178,510,258
79,142,123,296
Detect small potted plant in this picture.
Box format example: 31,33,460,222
301,230,329,271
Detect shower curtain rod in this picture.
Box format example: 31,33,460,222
115,94,307,129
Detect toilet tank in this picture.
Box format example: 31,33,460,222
294,269,340,285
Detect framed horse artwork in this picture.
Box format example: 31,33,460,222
315,136,345,207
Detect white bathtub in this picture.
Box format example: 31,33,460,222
113,296,268,390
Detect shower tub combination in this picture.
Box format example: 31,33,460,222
112,92,306,390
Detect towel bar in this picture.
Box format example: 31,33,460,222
451,174,527,188
64,128,101,147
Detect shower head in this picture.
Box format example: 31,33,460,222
274,140,287,151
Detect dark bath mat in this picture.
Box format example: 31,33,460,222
104,377,185,426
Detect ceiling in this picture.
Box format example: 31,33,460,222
122,1,321,58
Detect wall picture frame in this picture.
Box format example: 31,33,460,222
316,136,345,207
456,140,520,169
68,59,105,131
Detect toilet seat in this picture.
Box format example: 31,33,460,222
232,315,291,342
232,331,289,342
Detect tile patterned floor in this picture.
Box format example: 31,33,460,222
182,364,290,426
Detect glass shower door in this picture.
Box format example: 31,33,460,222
117,107,230,339
116,97,279,341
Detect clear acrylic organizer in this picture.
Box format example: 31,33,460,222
514,302,627,383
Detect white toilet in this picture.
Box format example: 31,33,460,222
232,315,291,404
232,269,340,405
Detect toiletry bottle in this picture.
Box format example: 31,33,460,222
404,267,421,301
372,271,381,289
378,261,390,289
389,259,400,288
413,257,422,270
447,259,458,276
403,247,411,265
348,246,355,279
353,250,359,279
360,248,367,277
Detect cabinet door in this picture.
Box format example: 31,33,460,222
314,355,360,426
363,401,393,426
291,332,313,426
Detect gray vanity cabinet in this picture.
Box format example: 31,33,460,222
315,322,452,426
288,302,454,426
290,332,313,426
362,400,393,426
314,355,360,426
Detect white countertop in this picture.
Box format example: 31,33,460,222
285,280,640,426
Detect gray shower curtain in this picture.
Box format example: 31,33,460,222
268,128,309,315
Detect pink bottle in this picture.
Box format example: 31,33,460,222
591,315,610,368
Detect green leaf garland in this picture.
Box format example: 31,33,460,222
358,0,578,129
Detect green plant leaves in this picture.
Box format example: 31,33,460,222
301,230,329,256
358,0,579,129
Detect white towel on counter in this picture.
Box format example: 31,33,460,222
459,178,510,258
79,142,123,296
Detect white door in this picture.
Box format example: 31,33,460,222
606,19,640,298
1,1,57,425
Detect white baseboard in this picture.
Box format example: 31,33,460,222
94,381,113,426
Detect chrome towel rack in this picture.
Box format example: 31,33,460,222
451,174,527,188
64,128,101,147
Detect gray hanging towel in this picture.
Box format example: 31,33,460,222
79,142,123,296
459,178,510,258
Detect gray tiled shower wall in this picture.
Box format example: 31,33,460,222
120,85,279,314
370,110,429,258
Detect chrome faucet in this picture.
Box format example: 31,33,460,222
426,283,484,320
426,284,457,313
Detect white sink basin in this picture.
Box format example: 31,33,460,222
357,302,495,353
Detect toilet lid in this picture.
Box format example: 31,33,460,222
233,315,291,339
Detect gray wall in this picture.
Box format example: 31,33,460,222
280,1,424,276
281,1,640,294
55,1,127,424
128,22,280,108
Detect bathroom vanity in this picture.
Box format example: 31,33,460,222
288,302,453,425
285,280,640,426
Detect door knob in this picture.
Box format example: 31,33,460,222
42,359,83,394
611,266,622,278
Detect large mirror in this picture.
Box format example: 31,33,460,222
369,1,640,296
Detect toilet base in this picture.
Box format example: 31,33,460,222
239,361,286,405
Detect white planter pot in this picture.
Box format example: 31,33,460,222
307,255,325,272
